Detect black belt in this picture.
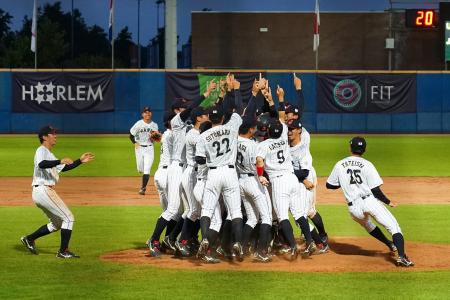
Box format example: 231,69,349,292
140,145,152,147
178,163,184,167
209,165,234,170
348,194,370,206
195,167,198,172
162,166,168,169
33,185,54,188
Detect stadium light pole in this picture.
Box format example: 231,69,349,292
137,0,141,68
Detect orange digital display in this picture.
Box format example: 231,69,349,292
406,9,438,28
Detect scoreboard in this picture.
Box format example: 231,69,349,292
405,9,438,28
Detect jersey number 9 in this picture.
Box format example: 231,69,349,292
277,150,285,164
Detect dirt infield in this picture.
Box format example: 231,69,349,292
100,237,450,272
1,177,449,206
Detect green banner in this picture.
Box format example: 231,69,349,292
197,74,226,108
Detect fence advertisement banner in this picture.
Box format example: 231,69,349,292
317,74,416,113
12,72,114,113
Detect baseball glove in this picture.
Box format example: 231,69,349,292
150,131,162,142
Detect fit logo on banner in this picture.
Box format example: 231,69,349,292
21,82,104,104
370,85,394,103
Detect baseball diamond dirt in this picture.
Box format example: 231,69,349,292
3,176,449,273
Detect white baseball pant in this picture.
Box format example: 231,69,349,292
201,166,242,220
32,186,74,231
161,161,184,221
154,166,169,210
349,195,402,235
135,145,154,174
270,173,307,222
181,165,201,221
239,174,272,227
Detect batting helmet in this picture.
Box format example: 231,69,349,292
350,136,366,155
268,121,283,139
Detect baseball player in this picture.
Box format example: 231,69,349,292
326,136,414,267
195,105,244,261
175,107,209,255
147,83,215,257
20,125,94,258
130,106,159,195
288,119,329,253
237,117,273,262
255,94,316,260
153,111,175,211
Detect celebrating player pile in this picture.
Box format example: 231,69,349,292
143,73,413,267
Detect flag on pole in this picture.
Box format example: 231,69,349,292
31,0,37,52
108,0,114,44
313,0,320,52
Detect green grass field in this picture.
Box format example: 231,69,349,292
1,135,449,299
1,135,450,176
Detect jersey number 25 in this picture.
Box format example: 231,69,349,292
347,169,363,184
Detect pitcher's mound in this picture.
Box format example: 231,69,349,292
100,237,450,273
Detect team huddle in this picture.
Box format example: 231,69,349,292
132,74,414,267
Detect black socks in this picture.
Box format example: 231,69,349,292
142,174,150,189
369,226,392,247
169,218,184,241
393,233,405,257
28,224,51,241
241,224,254,249
258,224,271,252
310,212,327,237
165,219,177,237
231,218,243,243
296,216,313,244
279,220,296,248
60,229,72,252
151,217,168,242
200,216,211,240
179,218,195,241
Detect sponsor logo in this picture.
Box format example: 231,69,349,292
21,82,103,104
333,79,362,110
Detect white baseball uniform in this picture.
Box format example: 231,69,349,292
300,127,310,149
196,112,242,220
256,124,307,222
130,119,158,175
237,136,272,227
290,142,317,218
31,146,74,232
181,127,201,221
327,156,402,235
161,114,189,221
154,129,173,210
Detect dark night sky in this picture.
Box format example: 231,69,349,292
0,0,439,48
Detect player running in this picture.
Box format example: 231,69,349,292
326,136,414,267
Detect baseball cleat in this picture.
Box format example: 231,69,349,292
175,240,191,257
162,236,176,252
278,244,291,255
302,242,316,258
201,250,221,264
232,242,244,262
317,243,330,254
254,252,272,263
196,238,209,259
138,188,146,195
148,240,161,257
56,250,80,259
396,255,414,267
20,236,38,255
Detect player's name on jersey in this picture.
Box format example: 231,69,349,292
269,140,286,151
238,143,247,152
341,160,365,169
138,128,154,133
205,128,231,142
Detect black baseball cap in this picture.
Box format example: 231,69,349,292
208,105,224,123
171,98,188,110
287,119,302,130
38,125,57,138
190,107,207,122
142,106,152,113
350,136,366,154
286,104,300,115
268,121,283,139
